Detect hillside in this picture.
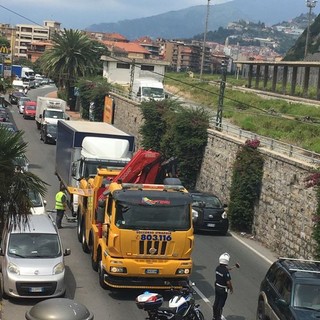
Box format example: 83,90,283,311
86,0,314,40
284,13,320,60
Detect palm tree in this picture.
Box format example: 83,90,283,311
0,128,47,231
40,29,108,111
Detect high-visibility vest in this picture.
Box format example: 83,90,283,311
55,191,65,210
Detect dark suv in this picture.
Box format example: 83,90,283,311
257,258,320,320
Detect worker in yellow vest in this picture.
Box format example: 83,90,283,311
55,186,67,229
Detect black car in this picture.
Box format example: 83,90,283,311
40,123,57,144
0,122,17,133
9,91,25,105
190,191,229,235
257,258,320,320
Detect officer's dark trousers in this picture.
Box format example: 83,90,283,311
56,209,65,228
213,285,228,320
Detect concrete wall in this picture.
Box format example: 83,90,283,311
110,93,318,258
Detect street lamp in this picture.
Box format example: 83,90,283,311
200,0,211,80
304,0,317,59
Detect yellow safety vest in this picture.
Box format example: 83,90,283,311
55,191,65,210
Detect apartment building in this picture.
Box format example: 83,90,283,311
15,20,61,59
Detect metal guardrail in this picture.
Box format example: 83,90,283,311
210,122,320,165
110,87,320,165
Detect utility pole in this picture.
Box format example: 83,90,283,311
216,60,227,130
304,0,317,59
200,0,211,80
129,59,135,99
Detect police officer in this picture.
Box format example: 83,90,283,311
55,186,67,229
213,253,233,320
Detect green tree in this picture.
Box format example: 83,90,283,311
0,128,47,232
77,77,111,121
139,100,209,189
40,29,108,110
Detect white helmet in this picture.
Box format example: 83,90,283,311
219,253,230,265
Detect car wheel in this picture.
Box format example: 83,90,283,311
220,228,228,236
256,299,266,320
44,136,48,144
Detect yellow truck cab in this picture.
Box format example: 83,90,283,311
94,181,194,289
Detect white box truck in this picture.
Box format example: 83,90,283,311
36,97,67,129
131,78,166,102
55,120,135,215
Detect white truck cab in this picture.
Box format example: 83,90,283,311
131,78,166,102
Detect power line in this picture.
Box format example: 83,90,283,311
0,5,45,28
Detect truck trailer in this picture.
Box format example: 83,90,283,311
55,120,135,215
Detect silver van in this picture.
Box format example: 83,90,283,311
0,214,71,298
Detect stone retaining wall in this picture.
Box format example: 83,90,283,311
110,93,318,258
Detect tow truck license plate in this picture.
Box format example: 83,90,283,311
29,287,44,293
145,269,159,274
207,223,215,227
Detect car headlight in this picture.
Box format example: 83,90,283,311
53,262,65,274
192,209,198,219
47,134,52,138
221,211,228,219
8,262,20,274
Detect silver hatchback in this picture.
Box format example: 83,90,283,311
0,214,71,299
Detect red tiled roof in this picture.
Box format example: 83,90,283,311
101,40,150,54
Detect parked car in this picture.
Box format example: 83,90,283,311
190,191,229,235
23,101,37,119
0,122,17,133
0,109,9,122
0,214,71,299
18,96,32,114
9,91,25,104
40,123,57,144
256,257,320,320
13,155,29,172
29,189,47,215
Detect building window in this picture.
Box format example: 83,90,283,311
116,63,130,69
141,65,154,71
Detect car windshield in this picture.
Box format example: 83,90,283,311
28,190,43,207
293,283,320,310
191,194,222,208
46,125,57,134
45,110,64,119
26,105,36,110
142,87,164,98
8,233,61,258
115,201,190,231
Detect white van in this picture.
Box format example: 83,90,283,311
131,78,166,102
0,214,71,298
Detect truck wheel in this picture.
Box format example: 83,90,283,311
91,246,99,272
81,223,90,253
77,213,82,242
98,259,110,290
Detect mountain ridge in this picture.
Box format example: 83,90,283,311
86,0,316,40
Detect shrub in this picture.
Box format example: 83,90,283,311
228,139,264,232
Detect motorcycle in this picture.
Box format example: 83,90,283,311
136,281,204,320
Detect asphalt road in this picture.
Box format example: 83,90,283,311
1,86,277,320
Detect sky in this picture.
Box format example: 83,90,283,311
0,0,233,30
